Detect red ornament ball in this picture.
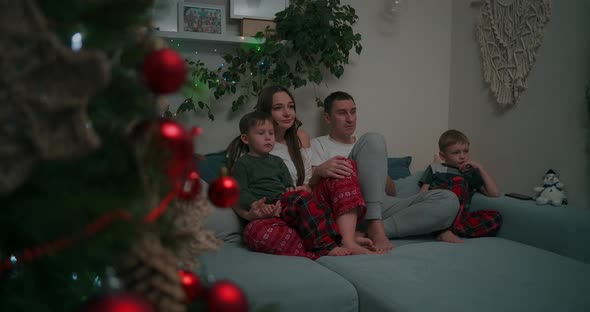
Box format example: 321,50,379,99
208,173,239,208
158,119,194,179
143,48,187,94
206,280,248,312
178,170,202,200
81,293,154,312
178,270,202,302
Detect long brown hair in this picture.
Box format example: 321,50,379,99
226,111,274,172
255,86,305,186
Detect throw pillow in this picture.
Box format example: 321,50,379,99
197,151,227,184
387,156,412,180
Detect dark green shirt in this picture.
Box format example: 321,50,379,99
232,153,294,210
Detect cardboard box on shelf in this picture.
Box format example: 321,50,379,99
241,19,276,37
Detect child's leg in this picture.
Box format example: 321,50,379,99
453,210,502,238
279,190,343,256
313,160,382,254
335,211,382,254
243,218,319,259
433,177,466,243
444,176,503,238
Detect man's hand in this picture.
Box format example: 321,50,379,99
316,156,353,179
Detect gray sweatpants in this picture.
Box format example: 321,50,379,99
350,133,459,238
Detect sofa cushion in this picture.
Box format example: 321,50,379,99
387,156,412,180
200,243,359,312
318,237,590,312
471,194,590,263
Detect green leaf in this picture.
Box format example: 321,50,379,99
315,97,324,107
174,0,361,119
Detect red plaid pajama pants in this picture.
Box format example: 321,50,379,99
243,159,366,259
448,176,502,238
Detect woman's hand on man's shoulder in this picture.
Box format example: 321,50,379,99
297,128,311,148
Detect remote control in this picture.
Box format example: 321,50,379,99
505,193,534,200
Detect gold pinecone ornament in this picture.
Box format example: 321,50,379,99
117,234,187,312
170,197,222,271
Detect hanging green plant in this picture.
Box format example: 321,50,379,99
168,0,361,120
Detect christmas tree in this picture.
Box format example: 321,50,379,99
0,0,245,311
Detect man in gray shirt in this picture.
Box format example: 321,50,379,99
310,91,462,250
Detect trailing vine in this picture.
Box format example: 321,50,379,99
168,0,361,120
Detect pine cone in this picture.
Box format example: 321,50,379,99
170,198,222,271
117,234,186,312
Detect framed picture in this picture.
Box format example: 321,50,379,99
178,2,225,35
230,0,289,20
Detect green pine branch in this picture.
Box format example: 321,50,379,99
172,0,362,119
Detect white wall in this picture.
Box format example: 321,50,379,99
449,0,590,207
163,0,453,172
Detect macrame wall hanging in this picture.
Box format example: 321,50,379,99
476,0,552,107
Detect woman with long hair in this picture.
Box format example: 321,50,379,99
227,86,380,257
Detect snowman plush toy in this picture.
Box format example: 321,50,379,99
533,169,567,206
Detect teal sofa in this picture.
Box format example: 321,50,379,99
200,172,590,312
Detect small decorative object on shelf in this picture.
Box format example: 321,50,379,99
178,2,226,36
240,19,276,37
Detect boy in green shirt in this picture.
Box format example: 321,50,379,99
228,111,352,257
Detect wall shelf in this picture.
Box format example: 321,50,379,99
155,30,264,45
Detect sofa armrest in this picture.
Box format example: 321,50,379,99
471,194,590,263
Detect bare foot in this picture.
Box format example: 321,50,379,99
342,241,384,255
327,246,352,256
437,230,463,243
368,235,395,251
366,220,395,251
355,236,375,249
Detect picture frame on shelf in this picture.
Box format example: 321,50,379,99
230,0,289,20
178,2,226,35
